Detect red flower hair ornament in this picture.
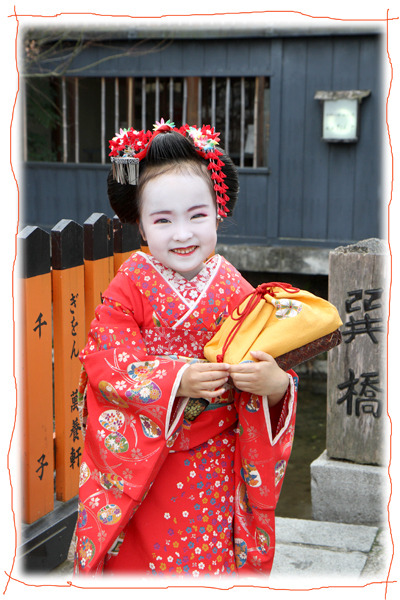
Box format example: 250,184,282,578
109,118,230,219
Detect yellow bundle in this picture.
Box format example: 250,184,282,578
204,282,342,365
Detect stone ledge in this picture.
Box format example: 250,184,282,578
310,450,389,526
275,516,378,552
271,542,369,578
216,244,331,275
271,517,387,580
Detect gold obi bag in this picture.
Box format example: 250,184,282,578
204,282,343,370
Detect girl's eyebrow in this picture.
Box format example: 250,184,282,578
188,204,210,211
149,204,210,216
149,210,173,216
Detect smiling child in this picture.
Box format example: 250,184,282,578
72,121,298,578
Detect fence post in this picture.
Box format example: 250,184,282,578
18,226,54,523
84,213,114,337
112,216,142,274
51,219,85,501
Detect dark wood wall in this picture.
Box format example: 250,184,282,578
23,33,382,247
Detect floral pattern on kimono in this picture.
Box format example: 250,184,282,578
73,252,298,577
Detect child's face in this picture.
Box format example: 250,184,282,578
139,171,218,279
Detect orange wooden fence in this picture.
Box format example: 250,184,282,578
18,214,141,525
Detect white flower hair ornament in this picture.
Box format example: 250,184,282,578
109,119,230,219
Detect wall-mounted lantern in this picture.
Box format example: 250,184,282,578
314,90,371,143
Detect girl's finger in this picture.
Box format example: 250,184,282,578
250,350,274,362
199,386,226,399
198,372,229,384
229,364,254,375
230,370,256,381
205,377,229,390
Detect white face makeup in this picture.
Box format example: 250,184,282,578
139,171,218,280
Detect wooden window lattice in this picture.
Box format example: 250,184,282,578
34,75,269,167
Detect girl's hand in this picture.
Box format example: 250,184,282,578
229,350,289,406
177,362,230,400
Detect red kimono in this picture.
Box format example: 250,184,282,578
73,252,298,578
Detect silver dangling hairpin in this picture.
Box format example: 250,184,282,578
111,156,139,185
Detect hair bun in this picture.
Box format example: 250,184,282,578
107,124,239,223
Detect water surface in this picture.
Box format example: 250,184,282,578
276,372,327,520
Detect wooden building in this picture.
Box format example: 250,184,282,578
22,24,383,273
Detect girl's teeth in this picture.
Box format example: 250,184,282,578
173,246,195,254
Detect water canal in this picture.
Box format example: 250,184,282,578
276,369,327,520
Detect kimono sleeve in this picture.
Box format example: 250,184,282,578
80,271,191,441
80,269,148,359
74,274,191,573
232,371,298,574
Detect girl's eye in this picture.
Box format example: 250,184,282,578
191,213,207,219
154,218,170,224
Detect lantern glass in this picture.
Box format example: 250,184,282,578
322,98,358,141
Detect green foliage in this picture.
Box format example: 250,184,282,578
26,77,61,161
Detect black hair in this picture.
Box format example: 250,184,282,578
107,129,239,224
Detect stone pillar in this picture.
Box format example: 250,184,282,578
327,238,388,465
311,238,389,525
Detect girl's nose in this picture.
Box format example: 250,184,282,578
173,226,193,242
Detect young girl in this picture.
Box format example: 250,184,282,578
73,120,298,578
